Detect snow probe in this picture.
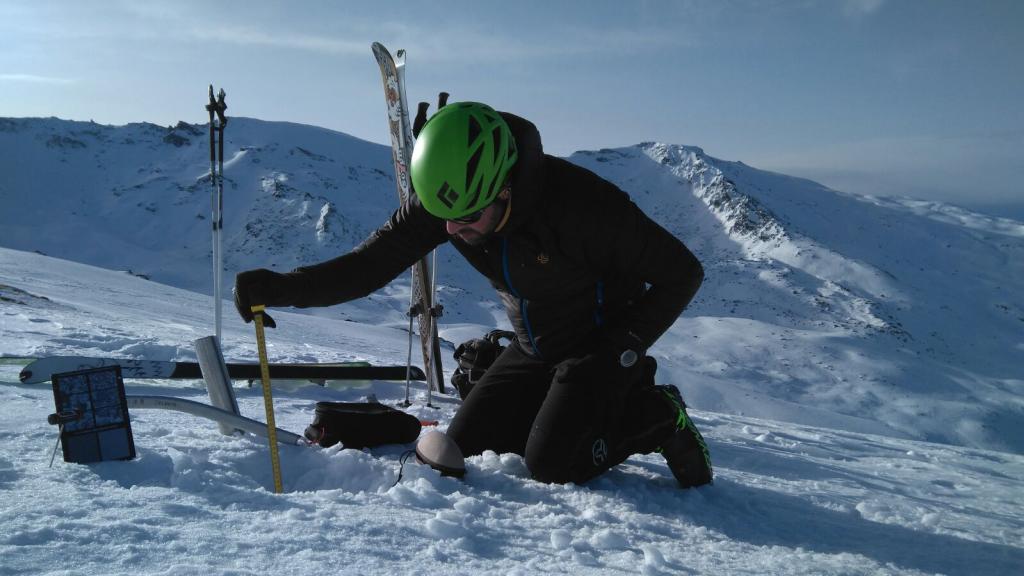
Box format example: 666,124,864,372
128,395,301,444
251,305,284,493
49,391,302,462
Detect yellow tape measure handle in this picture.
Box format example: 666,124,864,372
251,304,283,494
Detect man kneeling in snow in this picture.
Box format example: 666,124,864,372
234,102,712,488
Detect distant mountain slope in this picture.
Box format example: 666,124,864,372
2,117,1021,453
0,117,394,286
570,143,1024,453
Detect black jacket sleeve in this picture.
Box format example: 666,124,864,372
558,163,704,350
284,198,448,308
611,206,704,350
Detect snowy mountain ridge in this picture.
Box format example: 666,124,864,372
634,142,902,337
1,116,1022,454
641,142,791,246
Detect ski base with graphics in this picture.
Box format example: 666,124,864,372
371,41,445,396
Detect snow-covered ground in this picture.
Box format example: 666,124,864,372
1,248,1022,575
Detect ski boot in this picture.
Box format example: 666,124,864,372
657,385,713,488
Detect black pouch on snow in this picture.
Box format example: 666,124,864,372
304,402,421,448
451,329,516,400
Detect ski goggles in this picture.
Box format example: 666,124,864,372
450,206,488,225
449,181,512,224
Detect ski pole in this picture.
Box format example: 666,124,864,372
215,89,226,342
402,300,419,408
206,86,228,342
206,87,218,338
251,304,283,493
425,249,439,408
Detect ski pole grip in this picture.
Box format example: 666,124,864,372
215,88,228,125
413,102,430,138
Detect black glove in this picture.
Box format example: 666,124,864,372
558,328,647,396
599,327,647,371
233,268,301,328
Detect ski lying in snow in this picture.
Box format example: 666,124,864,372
372,42,446,398
19,356,426,385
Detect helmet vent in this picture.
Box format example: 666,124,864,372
464,145,483,206
491,127,502,163
466,143,484,183
468,116,482,147
465,145,484,208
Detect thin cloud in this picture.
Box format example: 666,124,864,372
104,2,699,64
0,74,75,85
184,23,369,56
183,19,694,63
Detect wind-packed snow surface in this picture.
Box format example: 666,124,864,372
1,116,1022,574
1,249,1021,575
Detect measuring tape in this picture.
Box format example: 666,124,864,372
251,304,284,494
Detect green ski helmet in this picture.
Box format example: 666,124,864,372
411,102,518,220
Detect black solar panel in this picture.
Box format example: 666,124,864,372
51,366,135,463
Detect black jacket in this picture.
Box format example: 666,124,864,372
285,113,704,363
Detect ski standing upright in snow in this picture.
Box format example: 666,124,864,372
371,42,445,404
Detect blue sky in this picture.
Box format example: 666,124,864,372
2,1,1021,214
